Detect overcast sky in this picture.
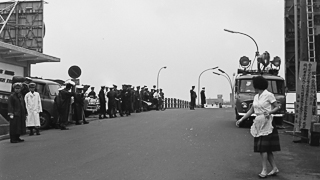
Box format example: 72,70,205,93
27,0,284,101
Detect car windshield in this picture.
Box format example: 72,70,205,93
48,84,61,96
239,79,285,94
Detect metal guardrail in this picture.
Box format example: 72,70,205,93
164,98,190,109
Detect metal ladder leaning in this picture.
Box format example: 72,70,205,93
306,0,316,62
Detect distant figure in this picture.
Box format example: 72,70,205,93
8,83,27,143
88,87,96,98
159,89,165,110
98,86,107,119
200,87,206,108
107,87,117,118
134,86,141,113
25,82,42,136
190,86,197,110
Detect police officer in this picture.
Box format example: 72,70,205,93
98,86,107,119
88,87,96,98
190,86,197,110
135,86,141,113
200,87,206,108
114,84,123,117
74,85,89,125
57,80,76,130
107,87,117,118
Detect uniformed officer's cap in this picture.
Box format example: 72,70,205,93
13,82,22,89
113,84,117,88
202,87,205,89
101,86,105,88
137,86,140,88
76,85,84,89
65,80,75,86
91,87,94,89
29,82,36,88
192,86,195,88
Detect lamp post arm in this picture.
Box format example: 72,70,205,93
157,67,165,91
221,74,233,92
236,32,259,55
198,67,218,105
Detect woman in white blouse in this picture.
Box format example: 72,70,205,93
236,76,281,178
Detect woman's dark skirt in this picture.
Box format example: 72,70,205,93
254,128,281,153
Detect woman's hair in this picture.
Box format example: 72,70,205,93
252,76,268,90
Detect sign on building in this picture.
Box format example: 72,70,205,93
0,1,44,52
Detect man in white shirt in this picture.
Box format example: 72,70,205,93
24,82,42,135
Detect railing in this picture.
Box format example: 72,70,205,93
164,98,190,109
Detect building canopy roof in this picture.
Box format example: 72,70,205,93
0,41,60,64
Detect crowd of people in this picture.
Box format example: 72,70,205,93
7,80,166,143
91,84,165,119
53,81,165,129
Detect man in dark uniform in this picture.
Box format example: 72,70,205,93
190,86,197,110
98,86,107,119
200,87,206,108
135,86,141,113
8,83,27,143
73,86,89,125
114,85,123,117
140,86,146,111
107,87,117,118
87,87,96,98
121,84,130,116
21,77,32,97
57,81,75,130
159,89,165,110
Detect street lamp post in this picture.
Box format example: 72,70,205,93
224,29,259,69
212,71,234,107
157,66,167,91
198,67,219,106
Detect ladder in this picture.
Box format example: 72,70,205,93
306,0,316,62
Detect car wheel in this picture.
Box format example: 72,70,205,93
40,112,51,129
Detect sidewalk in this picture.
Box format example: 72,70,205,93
0,115,99,141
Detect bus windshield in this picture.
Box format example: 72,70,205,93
239,79,285,94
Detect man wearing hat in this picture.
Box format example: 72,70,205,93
200,87,206,108
107,87,116,118
113,84,123,117
98,86,107,119
24,82,42,135
21,77,32,97
73,85,89,125
8,83,27,143
88,87,96,98
134,86,141,113
57,81,76,130
190,86,197,110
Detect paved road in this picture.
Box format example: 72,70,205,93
0,108,319,180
